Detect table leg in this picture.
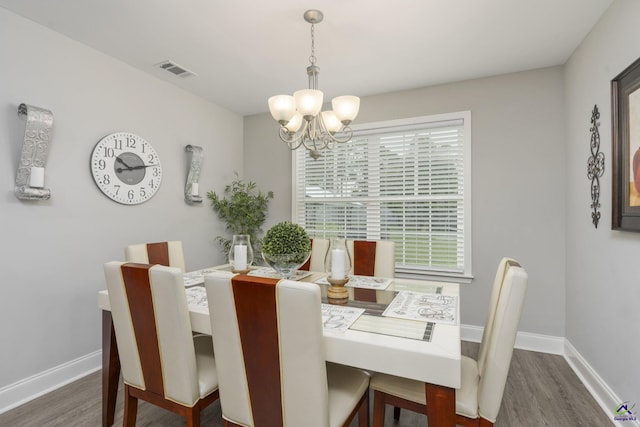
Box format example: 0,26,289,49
425,383,455,427
102,310,120,427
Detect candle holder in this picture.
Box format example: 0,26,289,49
14,103,54,201
184,145,203,205
324,238,351,302
229,234,253,274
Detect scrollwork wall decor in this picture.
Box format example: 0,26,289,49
14,103,54,201
587,104,604,228
184,144,203,204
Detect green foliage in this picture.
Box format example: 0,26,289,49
261,221,311,259
207,174,274,260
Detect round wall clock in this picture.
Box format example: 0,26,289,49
90,132,162,205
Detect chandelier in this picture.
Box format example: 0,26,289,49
268,9,360,160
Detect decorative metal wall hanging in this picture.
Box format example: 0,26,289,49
587,104,604,228
14,103,54,201
184,144,203,204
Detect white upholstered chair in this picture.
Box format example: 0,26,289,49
104,262,219,427
299,238,330,272
204,271,370,427
370,261,528,427
347,239,396,277
477,257,520,374
124,240,186,272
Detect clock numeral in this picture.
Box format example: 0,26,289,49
113,139,122,150
147,153,155,163
114,185,120,195
148,179,155,189
103,147,115,158
103,174,110,185
128,189,135,200
140,187,147,198
126,136,136,149
98,159,106,170
152,167,160,177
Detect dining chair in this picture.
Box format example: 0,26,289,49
300,238,330,272
477,258,520,374
346,239,396,277
204,271,370,427
124,240,186,272
369,262,528,427
104,261,219,427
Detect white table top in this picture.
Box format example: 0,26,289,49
98,266,461,388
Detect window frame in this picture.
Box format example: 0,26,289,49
292,111,473,283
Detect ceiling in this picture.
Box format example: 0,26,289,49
0,0,613,116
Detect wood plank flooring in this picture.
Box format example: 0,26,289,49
0,342,613,426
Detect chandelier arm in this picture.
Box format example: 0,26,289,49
326,127,354,144
302,119,327,152
316,112,353,144
278,126,305,150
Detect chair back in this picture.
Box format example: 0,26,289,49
124,241,186,272
300,238,330,272
104,261,201,406
204,272,330,427
477,257,519,373
477,264,528,422
346,239,396,277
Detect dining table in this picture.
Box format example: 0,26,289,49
98,265,461,427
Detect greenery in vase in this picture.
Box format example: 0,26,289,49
207,174,274,263
261,221,311,264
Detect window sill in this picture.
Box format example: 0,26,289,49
395,269,474,284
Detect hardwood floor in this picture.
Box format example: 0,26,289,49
0,342,612,426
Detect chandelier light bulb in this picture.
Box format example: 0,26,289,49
321,111,342,133
268,95,297,124
294,89,323,119
332,96,360,124
285,112,304,133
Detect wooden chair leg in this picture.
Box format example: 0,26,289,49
393,406,401,420
123,385,138,427
358,390,369,427
372,390,386,427
186,408,200,427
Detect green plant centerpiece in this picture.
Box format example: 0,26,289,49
207,174,273,265
261,221,311,278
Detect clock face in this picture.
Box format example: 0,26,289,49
90,132,162,205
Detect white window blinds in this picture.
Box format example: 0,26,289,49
293,112,471,277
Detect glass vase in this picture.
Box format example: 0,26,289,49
229,234,254,273
324,239,352,302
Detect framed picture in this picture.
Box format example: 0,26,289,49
612,56,640,231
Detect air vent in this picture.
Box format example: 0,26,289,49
155,60,197,78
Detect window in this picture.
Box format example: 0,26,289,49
292,111,472,280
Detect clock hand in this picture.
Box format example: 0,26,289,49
128,164,156,171
115,157,132,170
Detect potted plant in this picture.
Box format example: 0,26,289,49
261,221,311,278
207,174,273,264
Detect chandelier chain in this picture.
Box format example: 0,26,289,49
309,23,316,65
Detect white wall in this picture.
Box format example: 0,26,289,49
564,0,640,406
0,9,243,390
245,67,567,337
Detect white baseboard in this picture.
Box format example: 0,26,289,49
461,324,565,355
564,341,639,427
462,325,637,426
0,350,102,414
